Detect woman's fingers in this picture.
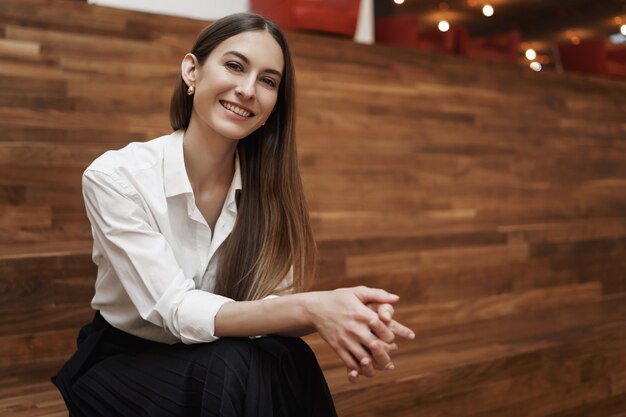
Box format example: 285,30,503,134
359,357,375,377
354,335,382,376
354,286,399,305
378,304,394,323
334,344,362,373
390,319,416,340
383,341,399,353
350,339,398,380
347,367,359,383
366,301,414,341
368,316,395,343
342,339,376,377
334,330,378,378
353,326,396,373
366,303,379,312
366,303,394,323
368,339,394,371
345,322,393,376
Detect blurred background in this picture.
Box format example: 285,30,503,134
88,0,626,78
374,0,626,76
1,1,625,416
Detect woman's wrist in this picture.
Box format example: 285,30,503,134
294,291,321,331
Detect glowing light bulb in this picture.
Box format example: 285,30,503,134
621,24,626,36
394,0,405,4
482,5,494,17
438,20,450,32
530,62,542,72
525,49,537,60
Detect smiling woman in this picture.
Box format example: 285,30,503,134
179,31,283,141
50,12,414,417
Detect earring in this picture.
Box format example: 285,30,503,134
187,85,195,95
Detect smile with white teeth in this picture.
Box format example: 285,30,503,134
220,100,253,117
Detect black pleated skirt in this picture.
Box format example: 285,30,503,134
52,311,338,417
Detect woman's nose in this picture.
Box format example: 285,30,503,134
235,77,256,100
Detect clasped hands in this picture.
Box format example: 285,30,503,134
311,286,414,383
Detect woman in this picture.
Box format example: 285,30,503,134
52,12,414,417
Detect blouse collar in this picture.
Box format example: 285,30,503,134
164,130,242,214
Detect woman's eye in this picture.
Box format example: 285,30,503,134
263,78,277,88
225,62,242,71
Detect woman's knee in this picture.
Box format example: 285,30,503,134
252,336,319,367
205,337,255,366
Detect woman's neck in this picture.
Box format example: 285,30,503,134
182,116,238,192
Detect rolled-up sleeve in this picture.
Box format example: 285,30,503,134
83,169,234,344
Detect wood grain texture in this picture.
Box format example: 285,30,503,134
1,0,626,416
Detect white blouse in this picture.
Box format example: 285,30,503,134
83,130,291,344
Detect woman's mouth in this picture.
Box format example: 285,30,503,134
219,100,254,118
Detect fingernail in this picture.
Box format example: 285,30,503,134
409,332,415,339
361,358,370,366
385,363,395,370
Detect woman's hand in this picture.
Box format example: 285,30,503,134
344,302,415,382
304,286,404,383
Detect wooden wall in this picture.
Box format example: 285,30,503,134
1,0,626,416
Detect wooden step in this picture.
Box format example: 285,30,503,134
0,0,625,415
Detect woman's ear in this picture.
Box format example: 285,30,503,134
181,53,198,87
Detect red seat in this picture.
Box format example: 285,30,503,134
456,28,521,65
556,37,626,79
606,47,626,77
250,0,360,37
375,15,458,54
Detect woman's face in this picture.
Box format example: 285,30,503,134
183,30,285,140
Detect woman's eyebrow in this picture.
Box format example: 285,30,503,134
223,50,282,77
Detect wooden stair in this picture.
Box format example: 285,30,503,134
1,0,626,415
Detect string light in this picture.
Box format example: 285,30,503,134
438,20,450,32
530,62,542,72
525,49,536,60
482,5,494,17
621,24,626,36
393,0,405,4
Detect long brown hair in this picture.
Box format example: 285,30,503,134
170,13,316,301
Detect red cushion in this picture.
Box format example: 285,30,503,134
456,28,520,64
606,46,626,62
251,0,360,37
375,15,457,53
375,15,419,48
557,38,608,74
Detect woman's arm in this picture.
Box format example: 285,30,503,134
83,169,236,344
215,286,412,381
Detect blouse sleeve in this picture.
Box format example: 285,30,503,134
83,169,234,344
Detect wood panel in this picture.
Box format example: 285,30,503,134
0,0,625,416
